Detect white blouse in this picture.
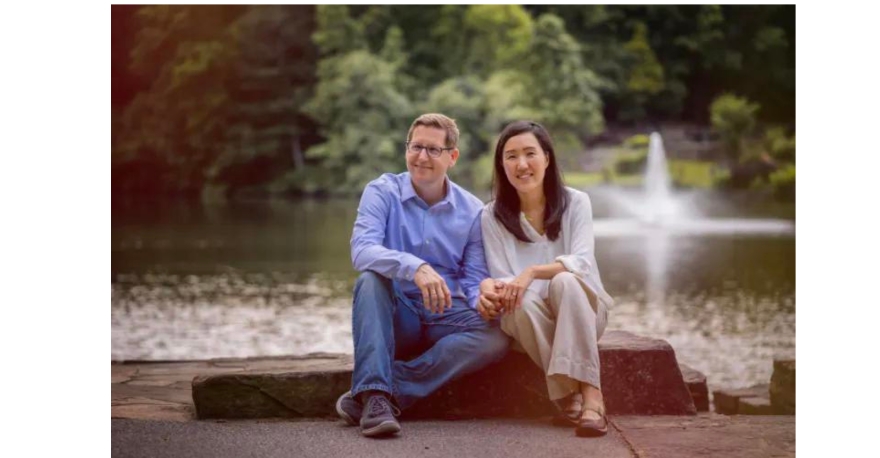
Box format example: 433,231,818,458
481,187,614,310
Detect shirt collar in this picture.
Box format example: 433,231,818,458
400,172,455,209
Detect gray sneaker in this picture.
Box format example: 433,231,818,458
360,395,401,437
335,391,362,426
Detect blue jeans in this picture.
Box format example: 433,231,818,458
350,271,510,410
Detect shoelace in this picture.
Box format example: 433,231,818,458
367,396,401,417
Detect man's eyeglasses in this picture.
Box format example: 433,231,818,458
406,142,454,158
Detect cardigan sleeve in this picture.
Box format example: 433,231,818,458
480,204,518,283
555,191,595,278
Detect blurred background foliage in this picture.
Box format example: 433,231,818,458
112,4,795,201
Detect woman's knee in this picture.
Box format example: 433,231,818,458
549,271,579,291
515,295,544,316
549,272,596,316
550,271,591,301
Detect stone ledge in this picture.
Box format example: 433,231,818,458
713,358,796,416
713,384,770,415
739,396,774,415
192,331,696,420
680,363,709,412
770,359,795,414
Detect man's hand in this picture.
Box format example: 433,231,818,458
500,268,535,313
477,278,505,320
413,263,452,314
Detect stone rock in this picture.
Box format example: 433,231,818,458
192,330,696,419
192,369,352,419
596,331,696,416
738,396,775,415
679,364,710,412
769,359,795,414
713,384,769,415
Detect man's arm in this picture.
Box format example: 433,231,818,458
350,183,426,281
459,210,491,309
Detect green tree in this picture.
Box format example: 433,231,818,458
118,5,245,197
204,5,318,198
311,5,365,56
710,93,760,161
482,70,538,136
617,22,665,122
302,43,413,193
421,77,487,188
763,127,795,163
430,5,469,79
462,5,534,77
300,6,413,193
522,14,606,137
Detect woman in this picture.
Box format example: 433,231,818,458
478,121,614,437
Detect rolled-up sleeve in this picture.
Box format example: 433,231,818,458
555,192,595,277
351,183,425,280
459,211,491,309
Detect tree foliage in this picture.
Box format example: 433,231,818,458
710,93,760,161
113,4,795,199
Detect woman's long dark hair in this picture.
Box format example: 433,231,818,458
492,121,569,243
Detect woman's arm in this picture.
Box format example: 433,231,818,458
555,191,596,277
502,191,597,310
499,261,566,311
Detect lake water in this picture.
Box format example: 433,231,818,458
111,189,794,391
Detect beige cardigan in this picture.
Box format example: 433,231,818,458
481,187,614,311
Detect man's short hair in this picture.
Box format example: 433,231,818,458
406,113,460,148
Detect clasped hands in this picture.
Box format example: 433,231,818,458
477,268,535,321
414,263,536,319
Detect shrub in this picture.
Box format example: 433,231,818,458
763,127,796,163
710,93,760,161
723,157,777,190
623,133,650,150
615,150,647,175
768,163,795,201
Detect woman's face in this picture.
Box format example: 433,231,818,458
501,132,550,196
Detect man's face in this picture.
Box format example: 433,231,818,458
406,125,459,189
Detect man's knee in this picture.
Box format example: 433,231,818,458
355,271,389,294
353,271,393,312
473,327,510,362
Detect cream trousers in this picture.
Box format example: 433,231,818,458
500,272,608,401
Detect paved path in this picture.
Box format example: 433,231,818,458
111,361,794,457
112,416,794,458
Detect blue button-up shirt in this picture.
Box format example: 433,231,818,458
350,172,490,309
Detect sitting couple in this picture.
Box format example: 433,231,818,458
335,113,614,438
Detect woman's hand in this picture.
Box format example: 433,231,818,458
500,268,536,313
477,278,505,321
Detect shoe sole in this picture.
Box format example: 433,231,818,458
361,420,401,437
335,393,358,426
575,425,608,437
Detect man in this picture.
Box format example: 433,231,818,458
336,113,510,437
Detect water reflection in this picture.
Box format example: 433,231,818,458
112,194,794,391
